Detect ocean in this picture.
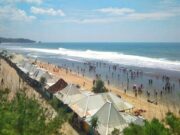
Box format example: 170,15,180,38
1,42,180,106
1,42,180,71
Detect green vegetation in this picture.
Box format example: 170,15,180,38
40,76,47,86
0,50,8,57
0,89,72,135
165,112,180,135
111,128,120,135
92,79,108,93
90,116,98,130
0,37,35,43
123,113,180,135
9,54,14,59
90,116,98,135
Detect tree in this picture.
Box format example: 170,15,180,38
123,112,180,135
92,79,108,93
40,77,47,86
165,112,180,135
0,90,47,135
123,123,145,135
0,89,72,135
90,116,98,135
123,119,170,135
9,54,14,59
144,119,170,135
40,77,47,92
111,128,120,135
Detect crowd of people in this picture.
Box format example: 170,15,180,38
57,60,180,106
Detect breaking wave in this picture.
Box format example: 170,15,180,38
19,47,180,71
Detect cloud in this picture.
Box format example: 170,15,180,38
21,0,42,4
126,12,175,20
47,5,180,24
1,0,43,4
0,6,36,21
97,7,135,15
65,18,114,24
160,0,176,4
94,7,179,22
31,7,65,16
64,11,177,24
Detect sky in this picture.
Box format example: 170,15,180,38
0,0,180,42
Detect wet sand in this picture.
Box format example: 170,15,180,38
36,60,180,120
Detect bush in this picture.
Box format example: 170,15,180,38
90,116,98,135
40,77,47,85
165,112,180,135
111,128,120,135
123,113,180,135
0,90,71,135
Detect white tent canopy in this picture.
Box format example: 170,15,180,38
70,94,104,118
11,54,26,64
28,65,38,74
87,102,128,135
70,92,133,118
55,84,86,105
101,92,133,111
18,60,37,75
31,68,52,81
17,60,55,86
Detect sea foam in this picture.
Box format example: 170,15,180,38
19,47,180,71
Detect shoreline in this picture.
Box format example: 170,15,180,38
35,59,180,120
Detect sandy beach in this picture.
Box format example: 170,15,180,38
35,60,180,120
1,0,180,134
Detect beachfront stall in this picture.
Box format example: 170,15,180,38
70,92,140,134
47,78,68,98
30,68,58,86
16,59,37,75
86,102,128,135
70,92,134,119
17,60,55,85
101,92,134,111
11,53,27,64
31,68,51,80
54,84,87,106
14,57,57,91
22,62,36,73
70,93,104,118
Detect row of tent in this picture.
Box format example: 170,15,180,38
14,57,57,87
51,82,144,134
9,52,144,135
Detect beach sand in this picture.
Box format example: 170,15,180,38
36,60,180,120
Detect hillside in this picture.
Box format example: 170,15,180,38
0,37,36,43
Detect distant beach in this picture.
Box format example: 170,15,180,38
0,42,180,120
